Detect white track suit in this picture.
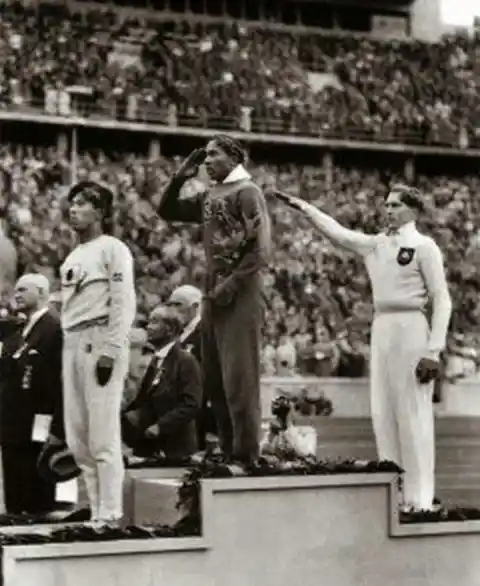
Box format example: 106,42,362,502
61,235,136,521
306,216,452,510
370,310,435,508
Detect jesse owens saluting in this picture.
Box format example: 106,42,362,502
271,184,452,512
60,181,136,527
157,136,271,464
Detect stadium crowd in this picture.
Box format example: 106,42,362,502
0,1,478,147
0,142,479,380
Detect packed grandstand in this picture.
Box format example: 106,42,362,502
0,0,479,380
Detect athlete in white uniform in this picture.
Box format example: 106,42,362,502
60,181,136,525
272,184,452,511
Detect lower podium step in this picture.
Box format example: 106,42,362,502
124,468,186,525
132,478,185,526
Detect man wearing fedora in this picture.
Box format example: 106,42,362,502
122,305,202,461
0,273,63,516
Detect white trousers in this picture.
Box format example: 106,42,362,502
370,311,435,510
62,325,129,521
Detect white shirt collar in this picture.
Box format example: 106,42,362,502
180,313,201,344
397,221,417,236
222,164,251,184
22,307,49,339
155,340,176,361
154,312,201,361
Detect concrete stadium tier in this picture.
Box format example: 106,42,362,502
3,473,480,586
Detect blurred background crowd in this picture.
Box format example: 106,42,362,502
0,0,479,382
0,0,479,148
0,142,478,382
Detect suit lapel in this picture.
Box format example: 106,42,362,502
150,345,179,396
23,312,47,346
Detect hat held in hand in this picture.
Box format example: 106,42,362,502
37,436,81,483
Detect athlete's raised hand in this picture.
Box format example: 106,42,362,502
175,148,207,181
267,188,305,212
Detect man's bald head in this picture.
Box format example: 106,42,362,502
167,285,202,309
14,273,51,313
167,285,202,325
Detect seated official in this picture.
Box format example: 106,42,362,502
167,284,217,449
121,305,202,461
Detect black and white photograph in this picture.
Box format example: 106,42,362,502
0,0,478,583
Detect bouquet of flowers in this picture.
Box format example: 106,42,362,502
260,395,317,459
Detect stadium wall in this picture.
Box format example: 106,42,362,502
260,376,480,419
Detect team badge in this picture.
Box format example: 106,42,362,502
397,247,415,266
62,264,85,285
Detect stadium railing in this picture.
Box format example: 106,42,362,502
1,99,479,156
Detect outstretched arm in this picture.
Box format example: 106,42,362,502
272,190,378,257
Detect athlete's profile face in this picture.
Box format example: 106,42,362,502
385,190,414,229
204,140,235,182
69,193,101,231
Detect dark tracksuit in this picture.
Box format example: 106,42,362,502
158,175,271,462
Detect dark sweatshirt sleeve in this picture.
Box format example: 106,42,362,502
228,184,272,283
157,175,204,224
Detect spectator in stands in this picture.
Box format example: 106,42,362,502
0,4,478,148
0,141,478,381
0,210,18,302
444,333,479,383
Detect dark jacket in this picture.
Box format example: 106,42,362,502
0,310,63,446
182,323,202,365
123,343,202,460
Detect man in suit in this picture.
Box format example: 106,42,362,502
121,305,202,461
167,285,202,362
0,273,63,515
166,285,217,450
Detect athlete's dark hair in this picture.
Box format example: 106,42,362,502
67,181,114,234
212,134,247,165
388,184,425,213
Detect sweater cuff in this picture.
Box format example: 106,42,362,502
425,349,441,362
100,341,122,359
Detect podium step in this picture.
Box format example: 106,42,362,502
124,467,186,525
132,478,185,526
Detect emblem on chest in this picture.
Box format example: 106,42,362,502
397,247,415,266
62,263,86,285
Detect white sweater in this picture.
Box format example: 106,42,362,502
60,235,136,357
